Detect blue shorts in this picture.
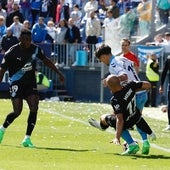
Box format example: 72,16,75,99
136,91,148,111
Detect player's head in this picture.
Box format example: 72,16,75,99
19,28,32,48
105,75,121,92
95,44,112,64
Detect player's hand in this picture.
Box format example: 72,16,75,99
159,86,164,94
110,138,121,145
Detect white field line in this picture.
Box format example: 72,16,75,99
39,107,170,153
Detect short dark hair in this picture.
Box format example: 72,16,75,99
95,44,112,59
20,28,31,36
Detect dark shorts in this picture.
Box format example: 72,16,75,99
105,113,141,130
9,82,38,99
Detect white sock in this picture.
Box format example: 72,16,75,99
129,142,137,146
24,135,30,140
0,125,6,131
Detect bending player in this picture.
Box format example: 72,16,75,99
90,75,155,155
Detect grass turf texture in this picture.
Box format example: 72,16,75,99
0,99,170,170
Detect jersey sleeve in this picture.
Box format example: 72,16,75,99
110,96,123,114
129,81,143,91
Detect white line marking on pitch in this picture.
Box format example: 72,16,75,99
40,107,170,153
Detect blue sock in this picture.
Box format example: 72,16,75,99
136,127,147,141
121,130,134,145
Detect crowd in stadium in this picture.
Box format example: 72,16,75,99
0,0,169,51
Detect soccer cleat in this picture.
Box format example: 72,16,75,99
0,129,5,144
22,138,35,148
142,140,150,155
162,125,170,131
121,144,140,155
149,132,156,141
88,118,105,131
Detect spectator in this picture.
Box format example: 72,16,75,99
85,11,101,45
64,17,81,44
55,0,70,24
55,19,68,44
0,3,7,20
70,4,82,28
31,17,47,43
9,16,24,39
40,0,49,18
157,0,170,25
64,18,81,64
23,20,31,30
83,0,98,20
6,0,13,14
131,0,141,8
6,2,24,27
0,15,7,42
118,6,136,39
46,20,57,44
48,0,58,22
102,8,114,27
137,0,151,36
101,0,120,19
30,0,41,26
117,0,128,16
146,53,160,107
55,19,68,65
19,0,31,20
146,33,164,46
1,27,18,53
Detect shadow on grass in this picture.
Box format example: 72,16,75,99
2,144,96,152
112,153,170,159
35,146,96,152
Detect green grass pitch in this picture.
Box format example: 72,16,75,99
0,99,170,170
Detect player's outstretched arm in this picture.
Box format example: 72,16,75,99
140,81,151,91
0,67,6,82
42,57,65,83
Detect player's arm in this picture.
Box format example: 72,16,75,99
118,73,128,82
135,81,151,92
141,81,151,90
42,57,65,83
114,113,124,145
0,67,6,82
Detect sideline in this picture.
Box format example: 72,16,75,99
39,107,170,153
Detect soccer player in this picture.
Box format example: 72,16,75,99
103,75,153,154
89,44,156,155
159,55,170,131
0,29,65,147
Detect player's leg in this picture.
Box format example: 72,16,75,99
0,97,23,144
89,114,140,155
163,84,170,131
105,114,140,155
22,93,39,148
136,91,156,141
